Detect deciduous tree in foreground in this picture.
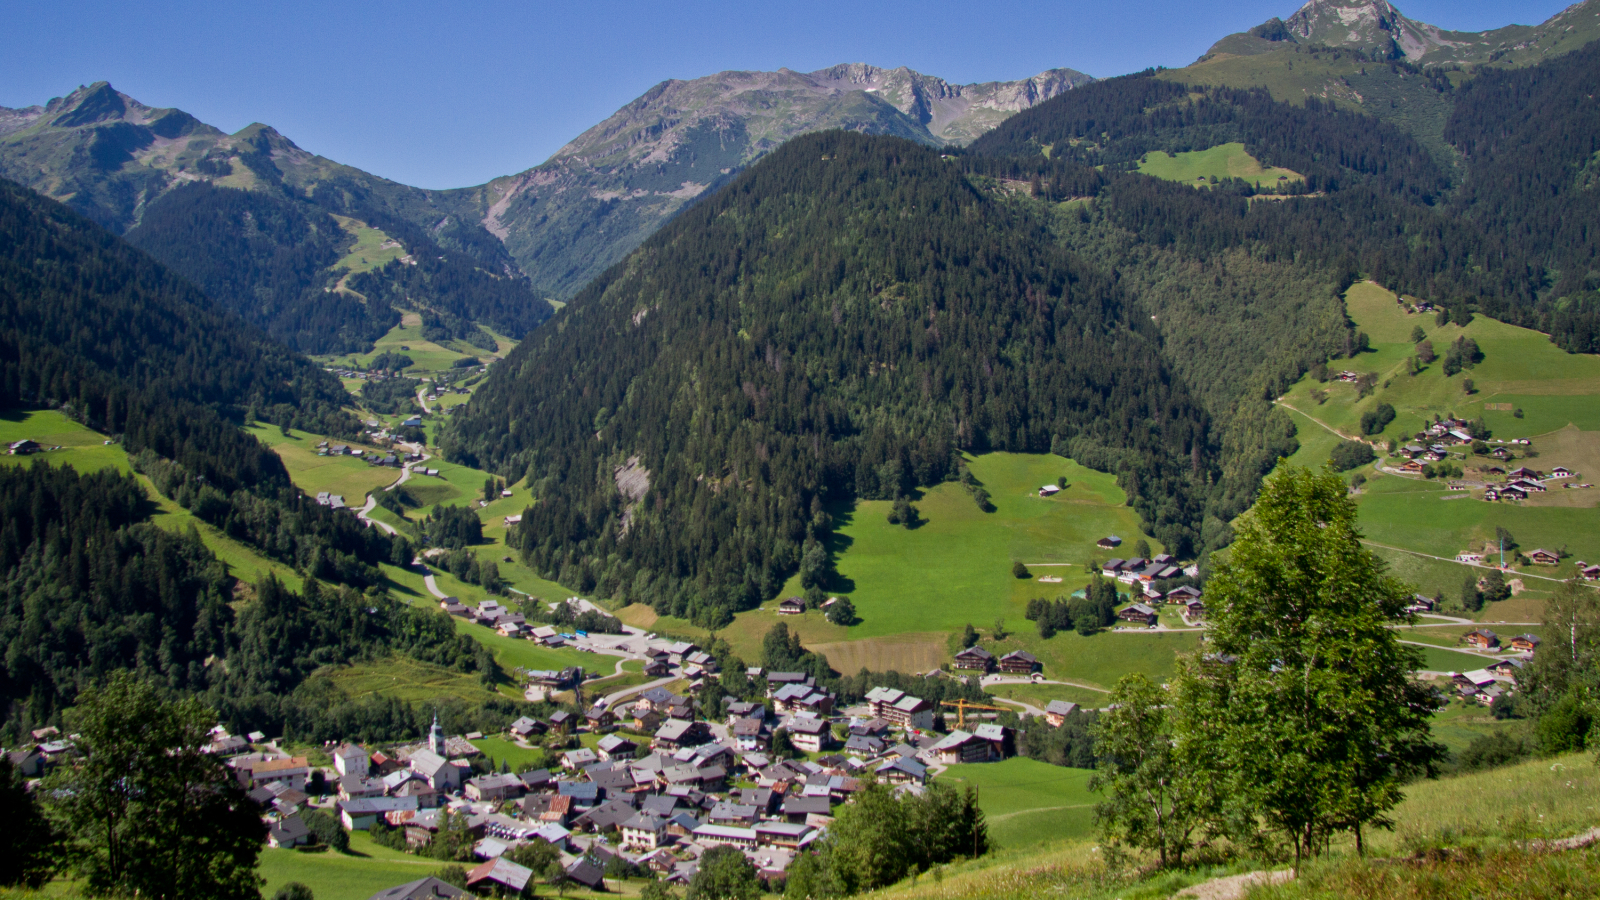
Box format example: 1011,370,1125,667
43,672,266,899
1172,465,1444,871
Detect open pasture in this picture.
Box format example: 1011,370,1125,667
937,758,1097,850
1137,141,1302,189
318,655,504,705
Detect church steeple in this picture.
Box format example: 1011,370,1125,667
429,712,446,755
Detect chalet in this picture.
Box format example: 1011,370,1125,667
1405,594,1436,613
369,876,473,900
1527,548,1560,565
1551,466,1574,478
1097,536,1122,549
466,858,533,896
1582,564,1600,581
664,641,699,663
1464,629,1500,650
584,705,613,729
786,716,833,753
1167,585,1202,602
973,723,1016,759
952,646,995,672
1117,603,1159,627
782,795,833,823
1039,484,1061,496
565,857,606,891
1101,559,1125,577
508,717,545,739
1452,669,1497,698
440,599,468,617
1510,634,1542,653
845,733,886,757
596,734,637,761
1502,486,1528,500
338,774,385,801
654,719,712,751
268,814,311,849
7,439,40,456
1044,700,1080,727
340,796,418,830
620,812,668,850
560,749,598,773
547,711,575,733
1488,657,1527,680
755,822,814,848
1399,460,1425,474
876,756,928,785
465,773,524,803
929,730,991,765
998,650,1039,675
1182,598,1206,618
772,683,834,716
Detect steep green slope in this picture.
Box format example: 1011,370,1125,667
445,132,1214,625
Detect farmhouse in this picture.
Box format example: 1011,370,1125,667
997,650,1039,675
1097,535,1122,549
1527,548,1560,565
952,646,995,672
1489,657,1527,679
777,597,806,615
1101,559,1125,577
1464,629,1499,650
1117,603,1159,626
7,439,40,455
876,756,928,784
1044,700,1080,727
1038,484,1060,496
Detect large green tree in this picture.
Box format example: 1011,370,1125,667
0,756,59,887
43,673,266,899
1090,673,1208,867
1175,465,1444,869
686,845,762,900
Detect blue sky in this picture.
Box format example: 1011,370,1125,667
1,1,1572,189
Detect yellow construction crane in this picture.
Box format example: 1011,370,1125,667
940,699,1012,728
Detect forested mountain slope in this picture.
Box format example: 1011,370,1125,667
444,132,1213,625
0,83,550,354
439,64,1093,299
0,178,490,739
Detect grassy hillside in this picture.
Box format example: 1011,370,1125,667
938,758,1097,850
1136,142,1302,189
1277,282,1600,609
862,751,1600,900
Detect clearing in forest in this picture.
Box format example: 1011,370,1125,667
1137,142,1303,189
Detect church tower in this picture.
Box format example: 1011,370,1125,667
429,712,446,756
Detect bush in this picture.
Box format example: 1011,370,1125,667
1011,560,1029,579
1536,691,1594,753
273,883,314,900
369,351,414,371
1330,440,1375,472
825,597,856,626
302,810,348,853
1360,402,1396,436
1456,731,1529,772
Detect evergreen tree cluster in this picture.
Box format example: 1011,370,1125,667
447,132,1215,624
1024,580,1118,637
360,375,423,415
125,182,399,355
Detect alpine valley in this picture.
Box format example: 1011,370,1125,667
3,2,1600,899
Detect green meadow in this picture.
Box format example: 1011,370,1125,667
806,452,1156,639
246,423,397,502
0,408,131,474
938,758,1097,850
329,215,408,277
260,833,438,900
318,655,504,706
1136,141,1302,189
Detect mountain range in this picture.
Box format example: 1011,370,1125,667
0,0,1596,354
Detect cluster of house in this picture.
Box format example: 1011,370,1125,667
1449,631,1541,704
1482,467,1578,503
3,726,77,779
951,646,1040,675
233,666,1038,897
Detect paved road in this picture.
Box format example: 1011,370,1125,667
1361,539,1597,589
599,674,679,709
990,696,1046,717
982,674,1111,694
355,441,427,535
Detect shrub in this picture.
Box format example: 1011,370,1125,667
1330,440,1375,472
1012,560,1030,579
1360,402,1397,436
1456,731,1529,772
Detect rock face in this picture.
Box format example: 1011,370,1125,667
442,64,1093,299
1204,0,1600,65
